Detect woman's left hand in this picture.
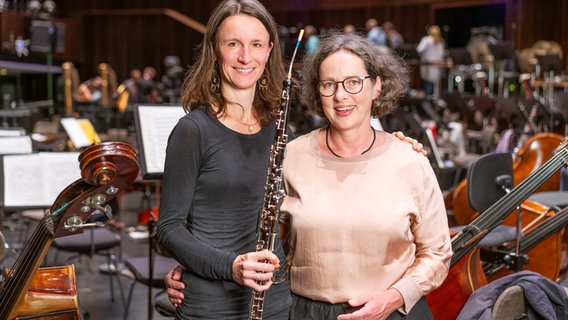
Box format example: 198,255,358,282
336,288,403,320
393,131,427,156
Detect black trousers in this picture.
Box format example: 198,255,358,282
290,293,433,320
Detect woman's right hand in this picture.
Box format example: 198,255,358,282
165,265,185,307
232,250,280,292
164,250,279,306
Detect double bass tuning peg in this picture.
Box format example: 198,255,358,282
63,215,105,232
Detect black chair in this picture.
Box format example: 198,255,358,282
52,225,123,302
452,153,520,261
529,188,568,211
118,219,178,320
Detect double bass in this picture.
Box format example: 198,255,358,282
428,137,568,319
452,132,563,226
0,142,139,319
483,205,568,280
451,132,566,281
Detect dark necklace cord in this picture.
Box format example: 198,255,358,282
325,125,376,158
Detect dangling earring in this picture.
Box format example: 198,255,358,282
210,65,220,93
258,74,269,90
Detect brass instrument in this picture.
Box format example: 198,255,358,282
249,29,304,320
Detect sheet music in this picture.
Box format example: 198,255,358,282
0,136,33,154
2,152,81,208
135,105,185,178
60,118,101,148
0,128,26,137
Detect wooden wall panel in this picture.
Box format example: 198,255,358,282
2,0,566,87
516,0,568,54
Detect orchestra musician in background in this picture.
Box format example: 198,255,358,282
74,76,103,103
164,32,451,320
416,25,446,97
383,21,404,49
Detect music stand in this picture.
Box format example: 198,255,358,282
489,43,516,61
60,117,101,149
0,136,34,155
489,43,518,97
132,103,184,319
133,104,185,180
448,48,474,66
536,54,564,75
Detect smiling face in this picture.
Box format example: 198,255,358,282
319,50,381,130
216,14,273,95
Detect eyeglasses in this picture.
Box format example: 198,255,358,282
318,76,371,97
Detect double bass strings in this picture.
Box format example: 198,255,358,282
0,213,53,316
451,144,568,262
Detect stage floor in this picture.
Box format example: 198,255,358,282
2,181,568,319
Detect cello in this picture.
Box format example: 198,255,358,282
428,137,568,319
0,142,139,319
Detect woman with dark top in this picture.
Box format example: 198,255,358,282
156,0,292,318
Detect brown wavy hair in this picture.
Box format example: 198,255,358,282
301,32,408,119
